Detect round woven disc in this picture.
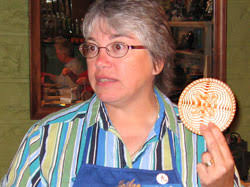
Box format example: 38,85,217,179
178,78,236,135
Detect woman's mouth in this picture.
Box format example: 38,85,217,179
96,77,117,86
98,78,115,82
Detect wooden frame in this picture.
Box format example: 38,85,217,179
30,1,60,119
213,0,227,81
29,0,227,119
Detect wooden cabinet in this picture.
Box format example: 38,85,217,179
170,21,213,82
29,0,227,119
168,21,215,103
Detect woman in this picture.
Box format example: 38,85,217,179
42,36,84,89
1,0,240,186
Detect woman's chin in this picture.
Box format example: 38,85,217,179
96,93,120,104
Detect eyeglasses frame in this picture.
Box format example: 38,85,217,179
79,42,146,58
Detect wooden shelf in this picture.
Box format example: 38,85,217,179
176,50,204,58
169,21,212,28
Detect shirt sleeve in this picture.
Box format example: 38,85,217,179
234,167,242,187
66,59,83,75
1,123,43,187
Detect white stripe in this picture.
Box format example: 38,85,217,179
192,133,198,187
179,124,187,187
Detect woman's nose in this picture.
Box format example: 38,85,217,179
95,48,112,68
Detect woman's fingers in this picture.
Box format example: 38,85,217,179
201,151,214,168
201,123,234,164
198,122,235,187
209,123,234,161
200,122,224,164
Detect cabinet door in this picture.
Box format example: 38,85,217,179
168,22,213,103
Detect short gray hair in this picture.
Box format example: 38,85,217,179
82,0,176,95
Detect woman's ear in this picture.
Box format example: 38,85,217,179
152,60,164,75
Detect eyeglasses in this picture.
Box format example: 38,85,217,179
79,42,146,58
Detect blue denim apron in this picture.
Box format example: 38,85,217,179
73,125,183,187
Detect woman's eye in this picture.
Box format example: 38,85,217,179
89,45,97,52
113,43,125,51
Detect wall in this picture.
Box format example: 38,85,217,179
0,0,36,178
0,0,249,179
227,0,250,144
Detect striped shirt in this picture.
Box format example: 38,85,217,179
1,89,241,187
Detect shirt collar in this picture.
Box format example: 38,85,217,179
85,88,178,139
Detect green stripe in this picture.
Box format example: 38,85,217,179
61,119,79,185
89,98,100,126
184,127,194,187
18,164,30,187
162,131,173,170
29,139,40,155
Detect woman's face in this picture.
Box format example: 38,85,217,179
86,21,163,106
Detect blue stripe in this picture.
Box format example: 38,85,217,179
174,134,182,180
197,135,205,163
30,159,40,175
96,127,106,165
105,131,116,167
48,110,79,124
29,130,40,140
197,135,205,186
30,153,40,173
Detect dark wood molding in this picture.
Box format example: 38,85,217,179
29,1,41,119
29,1,60,119
214,0,227,81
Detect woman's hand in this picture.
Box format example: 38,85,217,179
41,72,56,79
62,68,72,76
76,77,88,85
41,72,57,83
197,122,235,187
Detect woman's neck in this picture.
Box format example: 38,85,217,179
105,90,159,131
104,90,160,157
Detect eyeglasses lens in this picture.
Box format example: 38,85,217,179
79,42,142,58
